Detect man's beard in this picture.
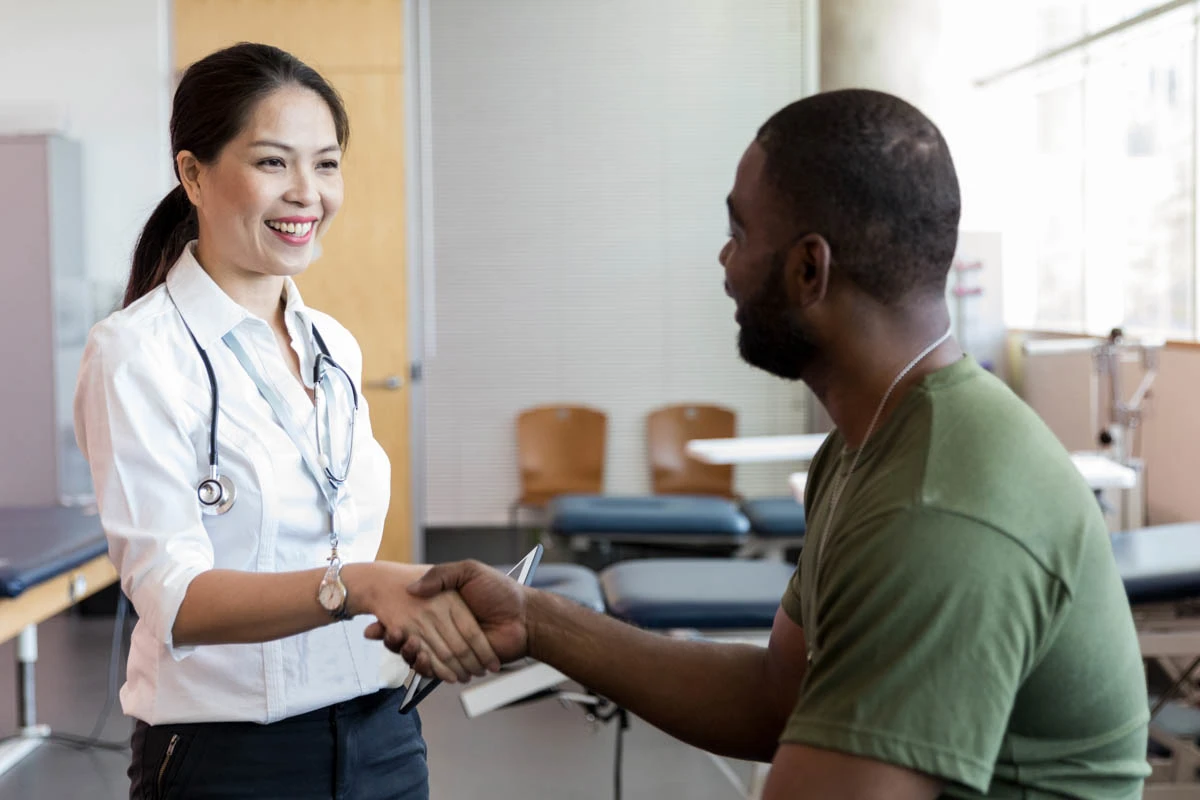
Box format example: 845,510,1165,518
736,253,820,381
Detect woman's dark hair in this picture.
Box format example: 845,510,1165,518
123,42,349,308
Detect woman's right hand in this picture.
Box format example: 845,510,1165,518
344,562,500,683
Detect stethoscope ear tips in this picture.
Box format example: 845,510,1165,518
198,474,237,516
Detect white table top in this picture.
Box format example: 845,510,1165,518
688,434,1138,500
1069,452,1138,490
686,434,828,465
787,453,1136,503
788,471,808,502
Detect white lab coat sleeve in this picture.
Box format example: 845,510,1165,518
74,322,215,661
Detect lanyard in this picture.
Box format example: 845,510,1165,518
222,330,343,549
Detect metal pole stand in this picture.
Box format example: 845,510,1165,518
0,625,51,776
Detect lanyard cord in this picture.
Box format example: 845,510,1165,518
807,326,952,661
222,328,348,553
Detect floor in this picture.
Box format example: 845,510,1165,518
0,530,764,800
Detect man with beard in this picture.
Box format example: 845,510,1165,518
380,89,1151,798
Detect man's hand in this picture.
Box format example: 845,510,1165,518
367,559,531,678
351,562,500,683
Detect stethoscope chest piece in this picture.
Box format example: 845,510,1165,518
198,473,236,516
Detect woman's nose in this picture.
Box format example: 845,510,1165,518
284,169,320,206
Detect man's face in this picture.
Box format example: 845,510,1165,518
720,142,820,381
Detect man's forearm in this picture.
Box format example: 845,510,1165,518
526,589,788,762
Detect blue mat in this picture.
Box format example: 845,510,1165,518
0,507,108,598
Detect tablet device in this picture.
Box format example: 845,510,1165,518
398,544,543,714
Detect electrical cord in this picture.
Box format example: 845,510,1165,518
41,593,132,753
612,707,629,800
0,595,131,754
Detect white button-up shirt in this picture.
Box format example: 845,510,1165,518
74,243,391,725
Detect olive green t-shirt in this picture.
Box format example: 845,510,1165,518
779,356,1149,798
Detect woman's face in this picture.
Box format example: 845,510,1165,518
180,84,344,279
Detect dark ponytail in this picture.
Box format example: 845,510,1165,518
124,185,198,308
123,42,350,308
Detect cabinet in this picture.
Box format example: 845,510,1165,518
0,134,92,507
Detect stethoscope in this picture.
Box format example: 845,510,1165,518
169,292,359,519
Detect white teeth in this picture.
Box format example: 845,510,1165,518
267,220,314,236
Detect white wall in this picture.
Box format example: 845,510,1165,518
0,0,173,317
421,0,818,526
819,0,1024,237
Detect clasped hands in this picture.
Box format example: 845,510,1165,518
361,560,529,684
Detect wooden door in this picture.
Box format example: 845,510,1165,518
174,0,413,562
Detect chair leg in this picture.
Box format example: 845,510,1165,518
764,543,787,563
734,540,760,559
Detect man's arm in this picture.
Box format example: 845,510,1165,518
392,561,807,763
526,591,938,796
767,745,941,799
528,593,808,762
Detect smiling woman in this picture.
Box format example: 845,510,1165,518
73,42,489,800
123,46,349,310
179,82,345,323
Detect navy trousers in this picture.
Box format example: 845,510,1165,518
128,687,428,799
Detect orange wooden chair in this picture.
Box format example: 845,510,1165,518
510,405,608,531
646,404,737,499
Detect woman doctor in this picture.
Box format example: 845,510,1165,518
74,43,495,798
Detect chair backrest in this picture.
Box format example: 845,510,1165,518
646,404,736,497
515,405,608,507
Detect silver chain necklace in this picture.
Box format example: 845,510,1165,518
806,326,953,662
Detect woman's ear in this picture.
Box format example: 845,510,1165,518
784,233,832,309
176,151,203,208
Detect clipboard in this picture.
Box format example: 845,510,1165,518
398,544,544,714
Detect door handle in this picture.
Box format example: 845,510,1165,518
365,375,404,391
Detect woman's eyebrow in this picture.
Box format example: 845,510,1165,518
250,140,340,155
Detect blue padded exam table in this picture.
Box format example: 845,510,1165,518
548,494,806,563
0,506,117,776
548,494,754,567
549,495,751,548
599,558,794,630
1113,523,1200,796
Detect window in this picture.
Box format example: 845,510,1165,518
992,1,1197,339
1085,16,1194,338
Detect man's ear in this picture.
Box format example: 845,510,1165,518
176,151,204,208
783,233,832,309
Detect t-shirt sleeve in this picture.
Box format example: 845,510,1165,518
780,434,838,626
780,507,1066,794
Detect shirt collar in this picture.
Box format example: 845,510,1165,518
163,241,313,350
281,274,315,343
281,274,308,318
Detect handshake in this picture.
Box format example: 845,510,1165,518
355,558,536,686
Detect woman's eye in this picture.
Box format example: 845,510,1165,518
259,157,285,168
319,160,340,170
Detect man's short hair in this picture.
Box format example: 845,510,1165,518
756,89,961,305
